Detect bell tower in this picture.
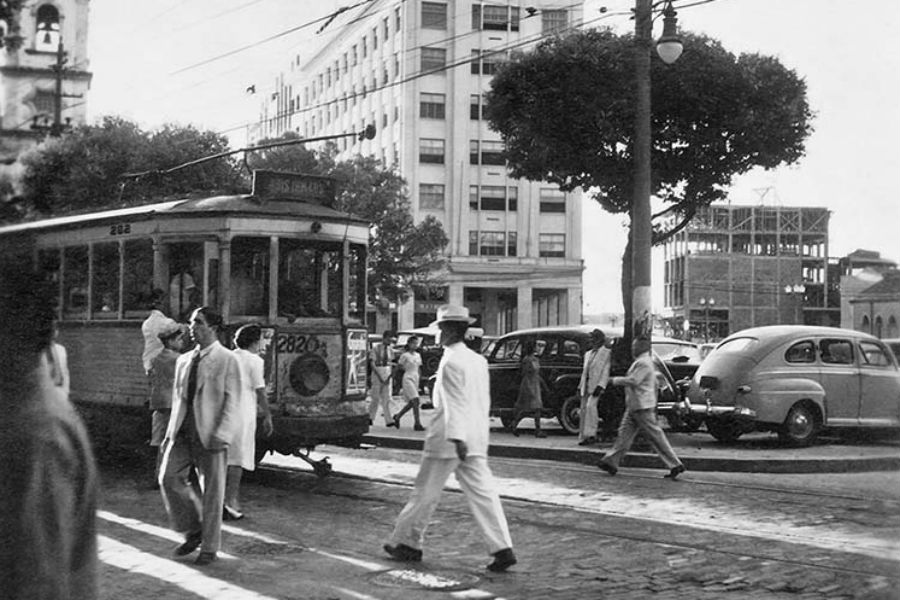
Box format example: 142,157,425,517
0,0,92,163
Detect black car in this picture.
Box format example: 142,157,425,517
486,326,685,435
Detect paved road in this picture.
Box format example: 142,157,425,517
95,443,900,600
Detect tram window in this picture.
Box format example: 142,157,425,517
123,239,154,318
63,246,88,318
92,242,120,318
348,243,366,323
279,240,341,319
230,237,269,316
168,242,203,321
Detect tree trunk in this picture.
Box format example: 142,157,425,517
615,223,635,370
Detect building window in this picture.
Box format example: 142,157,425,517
352,45,358,65
539,233,566,257
419,184,445,209
479,186,506,211
35,3,60,51
372,27,378,49
420,92,445,119
362,35,368,58
419,138,445,164
470,94,484,120
421,2,447,29
473,5,519,31
540,188,566,213
471,49,504,75
542,9,568,34
396,6,402,32
384,17,390,40
468,231,518,257
33,90,55,115
481,140,505,165
421,47,447,72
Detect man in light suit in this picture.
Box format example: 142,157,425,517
383,304,516,572
577,329,612,446
598,337,686,479
160,306,241,566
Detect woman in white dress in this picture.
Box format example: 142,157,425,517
392,336,424,431
224,324,273,519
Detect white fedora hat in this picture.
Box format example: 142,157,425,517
431,303,476,326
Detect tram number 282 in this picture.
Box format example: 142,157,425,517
275,333,328,357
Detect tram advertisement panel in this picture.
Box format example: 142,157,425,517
345,329,368,396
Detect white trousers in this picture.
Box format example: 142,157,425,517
579,393,599,440
368,367,393,424
601,408,682,470
389,455,513,555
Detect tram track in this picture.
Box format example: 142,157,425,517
254,459,900,582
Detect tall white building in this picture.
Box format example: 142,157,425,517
253,0,584,334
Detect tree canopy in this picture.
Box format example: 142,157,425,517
485,28,813,240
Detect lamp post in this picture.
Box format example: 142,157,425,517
698,297,715,343
631,0,682,341
784,284,806,324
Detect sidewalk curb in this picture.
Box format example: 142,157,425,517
361,434,900,474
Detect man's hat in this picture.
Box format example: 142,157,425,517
431,304,476,326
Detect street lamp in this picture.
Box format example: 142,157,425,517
698,297,715,343
784,284,806,324
631,0,682,341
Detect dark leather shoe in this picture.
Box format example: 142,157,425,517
386,419,399,428
383,543,422,562
664,464,686,480
598,461,618,476
578,436,597,446
487,548,517,572
174,531,202,556
195,552,217,566
535,430,547,438
414,424,425,431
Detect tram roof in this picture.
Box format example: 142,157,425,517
0,193,370,236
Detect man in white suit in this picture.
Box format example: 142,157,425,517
159,307,241,566
383,304,516,572
577,329,612,446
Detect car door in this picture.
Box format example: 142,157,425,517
489,336,523,411
857,340,900,426
817,337,860,425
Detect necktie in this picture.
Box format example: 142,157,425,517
186,352,201,405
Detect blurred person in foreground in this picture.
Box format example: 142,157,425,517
159,306,241,566
598,337,686,480
0,261,98,599
383,304,516,572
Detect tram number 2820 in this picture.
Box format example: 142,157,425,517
275,333,328,357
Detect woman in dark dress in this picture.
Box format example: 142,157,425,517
511,340,547,438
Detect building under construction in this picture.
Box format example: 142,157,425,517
662,204,841,342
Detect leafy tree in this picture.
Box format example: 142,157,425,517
486,28,812,339
1,0,28,50
244,131,330,175
14,117,243,217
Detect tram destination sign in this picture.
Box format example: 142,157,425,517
252,170,336,207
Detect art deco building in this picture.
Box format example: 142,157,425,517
662,203,841,342
0,0,92,163
251,0,585,333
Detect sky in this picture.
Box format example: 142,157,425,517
85,0,900,315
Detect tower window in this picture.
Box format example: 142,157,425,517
35,4,61,51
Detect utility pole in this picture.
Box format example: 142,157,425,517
31,39,79,136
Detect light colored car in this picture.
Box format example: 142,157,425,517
683,325,900,445
883,338,900,363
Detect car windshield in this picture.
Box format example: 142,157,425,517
654,342,702,362
715,337,760,354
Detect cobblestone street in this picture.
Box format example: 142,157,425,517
95,444,900,600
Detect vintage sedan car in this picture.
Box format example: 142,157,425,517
486,325,683,435
653,337,704,382
683,325,900,445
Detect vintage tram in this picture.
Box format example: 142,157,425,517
0,171,370,474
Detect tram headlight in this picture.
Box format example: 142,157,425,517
289,352,330,396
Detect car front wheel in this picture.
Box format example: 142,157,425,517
778,402,820,446
557,395,580,435
706,418,744,443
